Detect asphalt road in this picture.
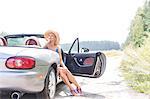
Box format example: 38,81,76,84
1,52,150,99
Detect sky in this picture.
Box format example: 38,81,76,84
0,0,145,44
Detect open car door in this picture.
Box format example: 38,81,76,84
65,38,106,78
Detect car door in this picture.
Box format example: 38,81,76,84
65,38,106,78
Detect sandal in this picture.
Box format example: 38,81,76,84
77,87,83,95
70,89,78,96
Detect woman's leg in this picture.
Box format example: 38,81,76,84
64,69,82,94
59,69,78,96
64,69,81,88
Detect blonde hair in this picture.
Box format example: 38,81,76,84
44,30,60,45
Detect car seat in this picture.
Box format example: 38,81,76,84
25,36,41,46
0,36,7,46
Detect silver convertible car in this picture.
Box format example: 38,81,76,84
0,34,106,99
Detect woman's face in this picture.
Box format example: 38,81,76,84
46,33,56,43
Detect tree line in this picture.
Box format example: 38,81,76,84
61,40,120,51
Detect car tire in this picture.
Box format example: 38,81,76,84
36,67,56,99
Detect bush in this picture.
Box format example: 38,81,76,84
121,38,150,94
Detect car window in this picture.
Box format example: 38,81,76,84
7,38,25,46
71,43,78,53
6,37,47,47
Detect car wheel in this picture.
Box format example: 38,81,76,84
37,67,56,99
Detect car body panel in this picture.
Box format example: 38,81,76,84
0,46,60,93
66,53,97,75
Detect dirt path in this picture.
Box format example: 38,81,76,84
55,52,150,99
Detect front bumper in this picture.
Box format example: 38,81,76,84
0,70,46,93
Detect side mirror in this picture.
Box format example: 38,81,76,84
81,48,89,52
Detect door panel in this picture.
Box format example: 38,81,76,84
65,38,106,77
66,53,97,75
83,57,94,65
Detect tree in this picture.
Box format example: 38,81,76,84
124,0,150,48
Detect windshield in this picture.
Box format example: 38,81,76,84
7,37,46,47
5,34,47,47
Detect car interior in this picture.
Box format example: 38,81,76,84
0,36,7,46
25,37,41,47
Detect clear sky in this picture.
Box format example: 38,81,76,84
0,0,145,44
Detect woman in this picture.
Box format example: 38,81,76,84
43,30,82,96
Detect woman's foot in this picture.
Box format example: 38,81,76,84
70,89,78,96
76,87,83,95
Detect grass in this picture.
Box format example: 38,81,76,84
103,50,123,57
121,46,150,94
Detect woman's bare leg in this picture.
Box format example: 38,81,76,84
64,69,83,94
59,69,78,96
65,69,81,88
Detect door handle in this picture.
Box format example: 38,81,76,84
71,54,75,57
